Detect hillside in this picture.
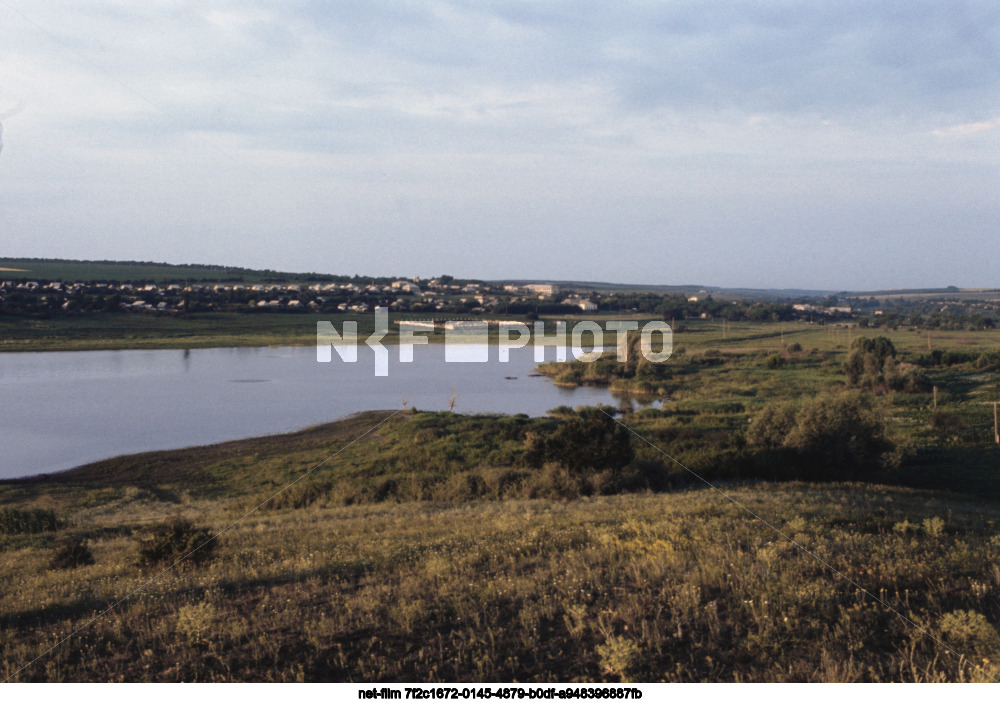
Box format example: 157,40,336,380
2,408,1000,682
0,258,344,285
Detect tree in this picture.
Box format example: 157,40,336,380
525,409,633,473
844,336,896,387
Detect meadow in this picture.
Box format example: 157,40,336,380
0,312,380,352
2,320,1000,681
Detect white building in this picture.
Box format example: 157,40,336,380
524,283,559,296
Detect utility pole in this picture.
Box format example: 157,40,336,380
933,385,938,411
995,401,999,444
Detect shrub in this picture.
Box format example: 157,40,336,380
747,392,901,479
176,602,217,646
922,516,946,537
746,402,798,448
522,463,583,501
765,353,786,369
135,515,216,568
524,409,634,474
50,535,94,569
939,610,1000,655
596,635,641,681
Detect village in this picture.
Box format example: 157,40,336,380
3,273,999,333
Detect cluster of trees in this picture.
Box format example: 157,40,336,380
843,336,930,393
521,391,904,493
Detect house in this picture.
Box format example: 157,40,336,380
390,281,421,294
561,297,597,312
524,283,558,296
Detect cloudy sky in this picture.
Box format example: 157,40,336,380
0,1,997,289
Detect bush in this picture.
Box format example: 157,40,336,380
746,402,798,448
747,392,901,480
524,408,634,474
522,463,584,500
176,602,217,646
939,610,1000,656
50,535,94,569
135,515,216,568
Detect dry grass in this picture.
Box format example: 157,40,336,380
2,484,999,682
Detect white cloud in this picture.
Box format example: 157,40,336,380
0,0,998,288
933,117,1000,137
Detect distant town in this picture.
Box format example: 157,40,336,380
2,270,999,330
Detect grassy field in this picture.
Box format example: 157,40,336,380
0,313,387,352
2,319,1000,682
6,311,1000,356
5,480,1000,682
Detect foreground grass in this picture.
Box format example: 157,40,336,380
1,483,999,682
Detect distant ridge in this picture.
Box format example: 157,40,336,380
3,258,986,299
0,257,348,284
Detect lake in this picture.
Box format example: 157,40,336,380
0,344,644,479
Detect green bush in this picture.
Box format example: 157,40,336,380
135,515,216,568
524,409,634,473
747,392,901,480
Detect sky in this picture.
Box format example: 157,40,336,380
0,1,997,290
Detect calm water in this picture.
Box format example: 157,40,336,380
0,344,637,479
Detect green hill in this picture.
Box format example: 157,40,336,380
0,257,342,284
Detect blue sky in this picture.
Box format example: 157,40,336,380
0,1,997,289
